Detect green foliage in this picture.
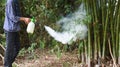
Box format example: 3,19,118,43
50,45,62,58
18,48,26,57
19,43,37,59
0,34,6,47
39,40,45,49
48,39,62,58
78,41,84,54
55,45,62,58
27,43,37,53
0,0,5,33
63,62,71,67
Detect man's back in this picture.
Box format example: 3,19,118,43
3,0,21,32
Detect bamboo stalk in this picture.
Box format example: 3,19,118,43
118,5,120,64
101,0,105,59
102,1,109,58
84,40,87,64
81,41,84,63
83,0,91,66
119,33,120,64
101,0,105,27
97,35,101,65
115,0,120,61
87,24,91,67
83,0,119,66
108,39,117,67
78,41,84,63
109,0,117,62
92,0,98,60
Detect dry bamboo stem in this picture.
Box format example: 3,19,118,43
108,39,117,67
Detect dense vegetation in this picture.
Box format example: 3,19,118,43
0,0,120,66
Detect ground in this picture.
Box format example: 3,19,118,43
1,49,120,67
0,49,79,67
16,49,79,67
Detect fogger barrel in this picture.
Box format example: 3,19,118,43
27,18,35,34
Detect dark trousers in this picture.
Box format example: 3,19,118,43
4,30,20,67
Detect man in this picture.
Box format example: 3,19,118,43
3,0,30,67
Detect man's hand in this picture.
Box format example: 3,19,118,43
24,18,30,24
20,17,31,24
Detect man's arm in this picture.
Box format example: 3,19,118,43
20,17,30,24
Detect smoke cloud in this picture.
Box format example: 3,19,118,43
45,4,88,44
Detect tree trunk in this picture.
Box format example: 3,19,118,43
0,54,3,66
0,44,5,56
0,44,5,65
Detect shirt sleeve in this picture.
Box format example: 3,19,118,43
6,1,20,23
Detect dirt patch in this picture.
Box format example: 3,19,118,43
16,49,79,67
0,56,3,66
1,49,120,67
0,60,3,66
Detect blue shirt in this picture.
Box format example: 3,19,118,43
3,0,21,32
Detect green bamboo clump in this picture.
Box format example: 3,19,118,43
77,0,120,66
